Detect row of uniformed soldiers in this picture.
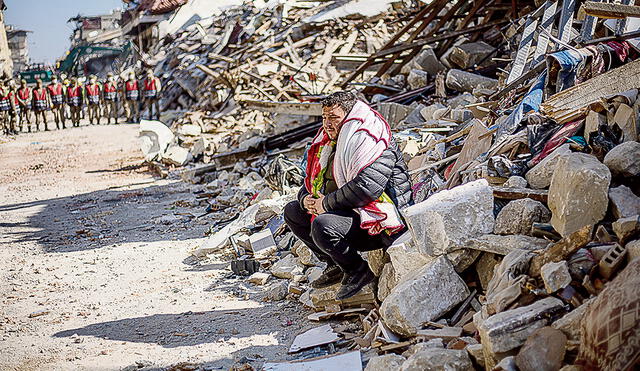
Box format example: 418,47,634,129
1,69,162,135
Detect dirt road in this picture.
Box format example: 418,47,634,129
0,121,308,370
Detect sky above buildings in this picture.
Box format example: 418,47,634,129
5,0,123,65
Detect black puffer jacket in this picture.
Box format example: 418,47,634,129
298,138,413,213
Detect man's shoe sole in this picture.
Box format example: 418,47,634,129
310,273,344,289
336,271,375,300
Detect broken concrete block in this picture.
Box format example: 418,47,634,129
270,254,304,279
364,249,389,276
377,102,411,128
400,348,473,371
603,141,640,177
177,123,202,136
163,145,192,166
494,356,517,371
548,153,611,237
296,244,321,267
515,327,567,371
407,69,430,90
526,144,572,189
494,198,551,235
412,47,446,75
466,343,485,369
447,248,481,273
477,297,565,354
466,234,549,255
248,272,270,285
404,103,427,125
420,103,446,121
449,41,495,69
446,69,498,93
380,256,470,336
612,215,640,242
404,179,495,256
552,299,591,341
598,243,627,279
502,176,528,188
627,239,640,261
377,262,398,302
584,110,606,143
450,108,474,123
612,103,637,142
386,239,433,282
249,229,277,259
365,354,406,371
305,266,325,283
609,185,640,219
264,280,288,301
476,252,502,292
540,260,572,293
403,340,445,358
138,119,175,161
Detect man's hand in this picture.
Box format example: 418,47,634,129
303,194,326,215
303,195,315,212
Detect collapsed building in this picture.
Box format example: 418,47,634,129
129,0,640,369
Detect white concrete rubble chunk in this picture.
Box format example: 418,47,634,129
248,272,270,285
163,145,192,166
526,144,571,189
446,69,498,93
138,120,175,161
494,198,551,235
270,254,304,279
407,69,430,90
466,344,485,369
540,260,572,293
603,141,640,177
627,239,640,261
377,262,398,302
613,215,640,241
548,153,611,237
477,297,565,354
503,175,527,188
365,354,406,371
400,348,474,371
466,234,549,255
404,179,495,256
380,256,470,336
609,185,640,219
177,123,202,136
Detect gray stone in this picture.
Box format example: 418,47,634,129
448,248,481,273
420,103,447,121
305,266,325,283
540,260,572,293
476,253,502,291
296,245,321,267
377,262,398,302
465,344,485,369
549,153,611,237
503,176,527,188
494,356,517,371
377,102,411,128
412,48,446,75
270,254,304,279
494,198,551,235
386,239,433,282
604,141,640,177
609,185,640,219
449,41,495,69
451,108,474,123
380,256,470,336
407,69,430,90
466,234,549,255
400,348,473,371
402,340,445,358
163,145,192,166
627,239,640,261
404,103,428,125
264,280,288,301
612,215,640,242
552,299,591,341
584,110,606,143
404,179,495,256
365,354,406,371
477,297,565,354
526,144,571,189
446,69,498,93
365,249,390,276
515,327,567,371
248,272,270,285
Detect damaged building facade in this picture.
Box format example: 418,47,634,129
103,0,640,369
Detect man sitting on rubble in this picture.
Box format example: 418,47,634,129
284,91,412,300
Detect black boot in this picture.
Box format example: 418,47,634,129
336,265,375,300
311,265,344,289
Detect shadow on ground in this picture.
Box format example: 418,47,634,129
0,180,216,253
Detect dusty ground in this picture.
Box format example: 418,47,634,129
0,120,310,370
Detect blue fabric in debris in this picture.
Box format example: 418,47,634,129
548,49,584,92
495,72,546,141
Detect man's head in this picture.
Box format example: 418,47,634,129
107,72,114,82
20,79,26,87
320,91,357,140
146,68,153,78
36,79,42,88
129,72,135,81
90,75,97,83
52,75,58,83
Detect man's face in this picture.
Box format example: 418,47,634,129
37,81,42,88
322,105,346,140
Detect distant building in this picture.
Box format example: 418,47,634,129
6,25,30,73
120,0,188,53
0,0,13,77
68,9,124,47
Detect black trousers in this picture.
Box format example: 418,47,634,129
283,201,401,274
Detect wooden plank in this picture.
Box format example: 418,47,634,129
540,58,640,123
448,120,492,178
506,14,540,84
241,99,322,115
582,0,640,19
531,0,559,67
416,327,463,341
558,0,577,44
528,224,594,276
492,186,549,203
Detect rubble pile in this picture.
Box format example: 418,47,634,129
140,0,640,369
